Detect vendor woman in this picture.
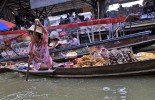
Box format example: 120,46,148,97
28,19,54,70
48,31,68,49
48,31,61,49
67,34,80,47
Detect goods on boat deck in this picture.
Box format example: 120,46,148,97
73,47,136,68
0,47,154,69
64,48,155,68
1,41,29,58
66,52,77,58
135,52,155,61
2,45,155,75
0,61,17,69
74,55,109,68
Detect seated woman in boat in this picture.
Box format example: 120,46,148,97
48,31,61,49
66,34,80,47
58,31,68,48
48,31,68,49
29,19,53,70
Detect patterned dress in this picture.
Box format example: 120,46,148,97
29,33,53,70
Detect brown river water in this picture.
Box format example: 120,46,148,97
0,72,155,100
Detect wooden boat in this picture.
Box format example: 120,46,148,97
0,68,12,73
13,59,155,78
0,61,15,73
125,19,155,29
1,31,155,63
124,17,155,34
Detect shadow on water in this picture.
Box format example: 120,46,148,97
0,72,155,100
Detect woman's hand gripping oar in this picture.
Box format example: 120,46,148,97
26,22,37,81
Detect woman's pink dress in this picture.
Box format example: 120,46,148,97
29,33,53,70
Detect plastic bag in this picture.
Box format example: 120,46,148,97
100,48,109,60
108,50,118,65
93,51,102,57
120,47,136,62
110,49,127,64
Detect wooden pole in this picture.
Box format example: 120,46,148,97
87,32,92,43
97,0,100,19
76,30,80,44
91,25,94,42
97,1,102,41
25,57,31,81
99,26,102,41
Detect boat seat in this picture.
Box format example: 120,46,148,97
111,23,125,38
87,25,95,42
80,26,92,43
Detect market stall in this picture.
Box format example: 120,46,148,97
0,30,30,59
47,17,126,43
1,17,155,63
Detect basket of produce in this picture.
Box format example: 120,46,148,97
66,52,77,58
135,52,155,61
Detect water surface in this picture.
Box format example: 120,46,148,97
0,72,155,100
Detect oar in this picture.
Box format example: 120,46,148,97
26,23,37,81
25,55,32,81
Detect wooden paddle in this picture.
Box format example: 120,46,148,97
26,23,37,81
25,56,32,81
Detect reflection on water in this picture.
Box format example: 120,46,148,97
0,86,48,100
103,86,127,100
0,72,155,100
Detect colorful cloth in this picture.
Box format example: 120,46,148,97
29,33,53,70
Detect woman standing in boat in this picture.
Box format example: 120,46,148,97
29,19,53,70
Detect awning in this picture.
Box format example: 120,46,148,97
47,17,126,30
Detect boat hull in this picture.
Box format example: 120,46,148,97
14,59,155,78
0,68,12,73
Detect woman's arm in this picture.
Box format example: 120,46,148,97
48,41,60,50
35,19,48,35
48,46,55,50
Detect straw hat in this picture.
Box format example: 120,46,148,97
28,25,43,34
59,31,67,37
49,31,59,39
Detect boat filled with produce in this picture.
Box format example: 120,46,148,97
1,46,155,77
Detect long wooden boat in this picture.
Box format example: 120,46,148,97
125,19,155,29
13,59,155,78
0,31,155,63
0,68,12,73
124,18,155,35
